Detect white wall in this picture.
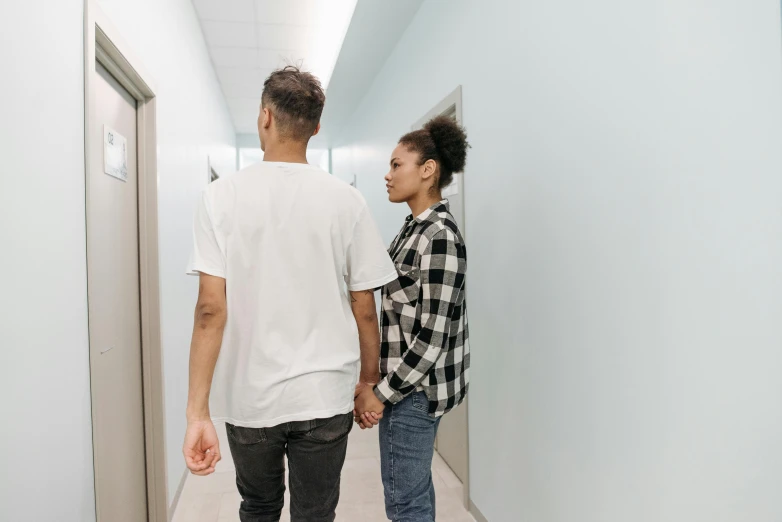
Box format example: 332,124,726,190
236,133,331,171
96,0,236,506
0,1,96,521
331,1,782,521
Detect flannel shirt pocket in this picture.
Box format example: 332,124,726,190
387,264,420,311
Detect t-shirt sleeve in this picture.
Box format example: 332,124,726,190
345,205,397,291
186,190,226,278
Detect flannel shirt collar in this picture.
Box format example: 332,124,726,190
409,199,450,225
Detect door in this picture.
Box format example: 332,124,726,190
434,136,470,485
414,91,470,487
87,60,148,521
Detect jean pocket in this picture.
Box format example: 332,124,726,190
411,391,430,413
226,423,267,445
306,413,353,443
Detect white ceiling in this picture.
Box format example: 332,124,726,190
193,0,358,134
316,0,424,148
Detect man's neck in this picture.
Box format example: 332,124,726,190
262,141,309,164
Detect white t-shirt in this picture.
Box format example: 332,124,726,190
187,161,397,428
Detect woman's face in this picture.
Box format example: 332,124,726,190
385,144,433,203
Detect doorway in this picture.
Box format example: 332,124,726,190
413,86,470,506
85,6,167,521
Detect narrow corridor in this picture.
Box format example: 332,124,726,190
172,423,476,522
6,2,782,521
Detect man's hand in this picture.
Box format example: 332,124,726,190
353,381,382,429
183,418,221,476
354,385,385,430
354,381,374,399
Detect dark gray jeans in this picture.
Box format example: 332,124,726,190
226,413,353,522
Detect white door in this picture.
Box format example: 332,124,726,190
435,166,470,485
414,91,470,487
435,184,469,485
87,60,148,521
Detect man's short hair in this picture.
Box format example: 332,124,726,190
262,66,325,142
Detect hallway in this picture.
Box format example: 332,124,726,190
5,1,782,521
172,423,475,522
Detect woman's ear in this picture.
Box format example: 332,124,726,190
421,158,438,181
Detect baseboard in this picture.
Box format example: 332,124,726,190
470,499,489,522
168,468,189,522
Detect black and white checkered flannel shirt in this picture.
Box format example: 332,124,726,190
373,200,470,417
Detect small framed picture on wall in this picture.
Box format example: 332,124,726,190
208,155,219,183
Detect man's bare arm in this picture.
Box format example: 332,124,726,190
187,273,228,421
350,289,381,385
182,273,227,476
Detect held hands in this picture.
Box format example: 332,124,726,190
183,417,221,476
353,382,385,429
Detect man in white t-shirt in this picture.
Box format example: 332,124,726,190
182,66,396,522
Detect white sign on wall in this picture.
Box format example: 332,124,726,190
103,125,128,182
442,176,459,197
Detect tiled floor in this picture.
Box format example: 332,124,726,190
172,422,476,522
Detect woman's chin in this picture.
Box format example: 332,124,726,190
388,192,407,204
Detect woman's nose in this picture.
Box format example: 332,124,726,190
384,171,392,182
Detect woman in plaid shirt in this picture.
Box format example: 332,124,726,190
354,116,471,521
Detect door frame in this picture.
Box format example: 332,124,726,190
412,85,471,509
412,85,465,214
84,4,167,521
413,85,463,128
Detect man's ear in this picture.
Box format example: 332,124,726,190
312,122,321,137
262,107,272,130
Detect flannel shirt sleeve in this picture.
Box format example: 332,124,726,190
374,229,459,405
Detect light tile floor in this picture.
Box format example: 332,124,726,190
173,422,475,522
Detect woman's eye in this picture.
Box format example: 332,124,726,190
393,163,400,169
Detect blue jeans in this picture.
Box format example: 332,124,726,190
379,391,442,522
